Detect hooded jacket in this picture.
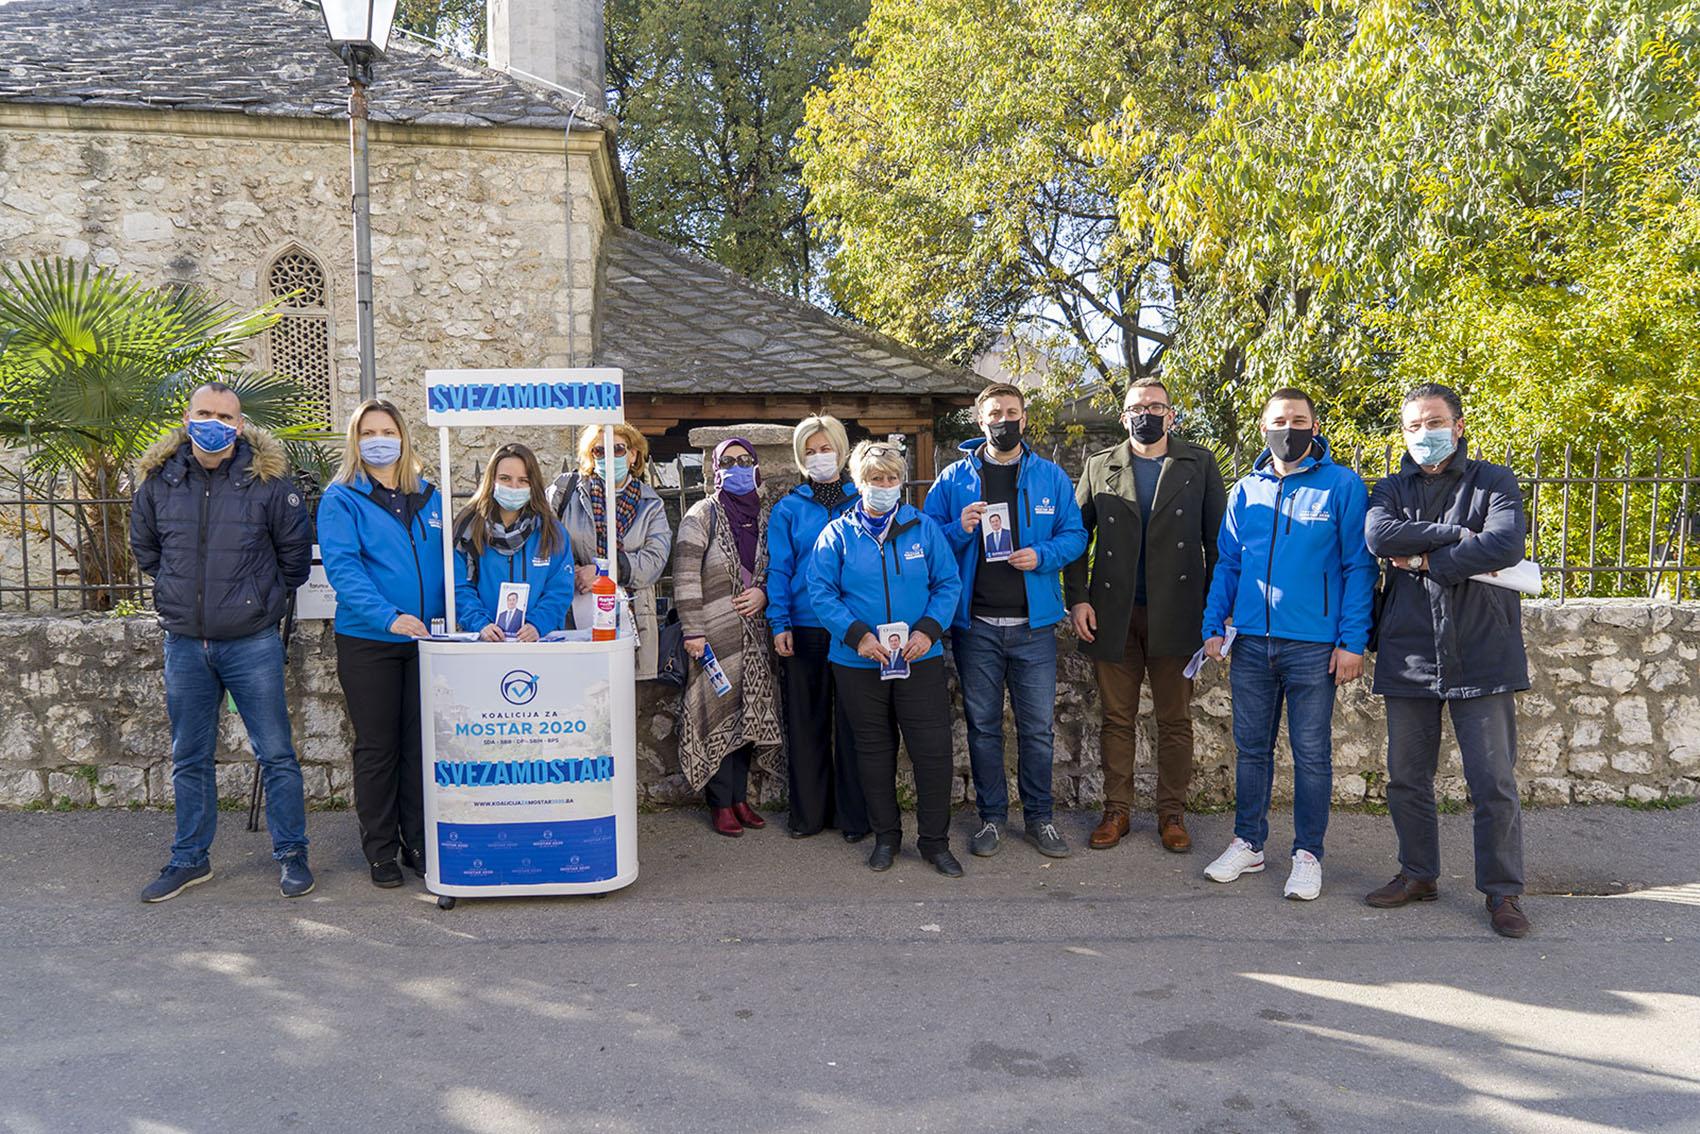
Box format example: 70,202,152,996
452,516,574,635
129,426,311,640
806,503,962,669
765,477,860,634
921,439,1087,631
316,471,445,642
1201,435,1377,654
1365,444,1530,698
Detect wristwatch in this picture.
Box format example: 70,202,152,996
1409,553,1426,572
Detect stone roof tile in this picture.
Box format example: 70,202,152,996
594,227,979,399
0,0,604,131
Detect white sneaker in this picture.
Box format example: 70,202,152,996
1284,850,1323,901
1204,838,1265,882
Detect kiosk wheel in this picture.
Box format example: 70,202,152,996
436,895,457,911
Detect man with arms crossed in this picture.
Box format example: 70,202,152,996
1363,383,1532,938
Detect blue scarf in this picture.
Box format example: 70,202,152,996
855,502,895,543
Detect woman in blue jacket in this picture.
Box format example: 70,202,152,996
317,399,444,890
767,415,868,843
452,443,573,641
808,440,963,876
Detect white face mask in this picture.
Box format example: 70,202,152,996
803,451,839,482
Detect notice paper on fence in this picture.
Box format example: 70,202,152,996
1183,626,1238,680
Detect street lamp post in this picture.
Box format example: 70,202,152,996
319,0,399,402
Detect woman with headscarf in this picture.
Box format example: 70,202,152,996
672,437,784,836
765,415,868,841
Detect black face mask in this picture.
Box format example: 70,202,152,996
1128,412,1167,444
1265,426,1314,464
987,418,1023,452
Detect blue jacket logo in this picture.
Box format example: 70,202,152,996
501,669,539,705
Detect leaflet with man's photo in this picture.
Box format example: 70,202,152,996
981,502,1014,562
494,581,531,638
877,621,910,681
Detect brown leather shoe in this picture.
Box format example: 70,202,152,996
1365,873,1439,908
1158,814,1192,854
710,807,744,838
1488,895,1531,938
732,801,766,830
1089,810,1130,850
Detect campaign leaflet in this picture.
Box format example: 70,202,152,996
427,649,616,884
981,502,1014,562
494,581,530,638
877,621,910,681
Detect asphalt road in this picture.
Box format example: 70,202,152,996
2,804,1697,1134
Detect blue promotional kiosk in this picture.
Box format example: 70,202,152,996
419,367,639,909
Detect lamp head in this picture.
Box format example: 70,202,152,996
319,0,399,71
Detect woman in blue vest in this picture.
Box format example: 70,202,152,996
452,443,573,641
808,440,963,876
767,415,868,842
317,399,444,890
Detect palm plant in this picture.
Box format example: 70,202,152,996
0,258,336,609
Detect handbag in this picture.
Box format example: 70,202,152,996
653,605,688,688
652,502,719,688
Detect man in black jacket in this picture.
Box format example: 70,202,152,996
1363,383,1532,938
129,383,314,902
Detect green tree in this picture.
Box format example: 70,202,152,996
799,0,1305,423
396,0,487,56
1136,0,1700,455
0,259,332,608
609,0,868,297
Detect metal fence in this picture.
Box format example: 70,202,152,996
4,441,1697,612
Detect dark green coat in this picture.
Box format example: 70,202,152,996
1063,436,1227,661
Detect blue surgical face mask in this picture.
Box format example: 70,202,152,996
1407,427,1457,467
360,436,402,467
717,464,758,496
185,418,237,454
599,456,629,483
492,484,531,511
863,484,902,513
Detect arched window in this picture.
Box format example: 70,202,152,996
265,249,333,426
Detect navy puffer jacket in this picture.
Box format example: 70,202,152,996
1364,444,1531,699
130,427,312,640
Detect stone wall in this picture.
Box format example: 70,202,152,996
0,104,614,474
2,602,1696,810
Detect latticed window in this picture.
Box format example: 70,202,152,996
265,250,333,426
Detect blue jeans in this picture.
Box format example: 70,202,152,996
163,627,307,867
953,620,1057,824
1228,636,1336,859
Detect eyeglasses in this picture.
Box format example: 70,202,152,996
1402,418,1455,433
1123,404,1171,417
862,444,902,458
591,445,630,459
716,454,758,469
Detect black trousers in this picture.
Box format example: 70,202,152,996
705,744,753,808
833,657,954,855
783,627,870,837
1385,692,1525,896
335,634,425,866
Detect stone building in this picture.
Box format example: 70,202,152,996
0,0,977,480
